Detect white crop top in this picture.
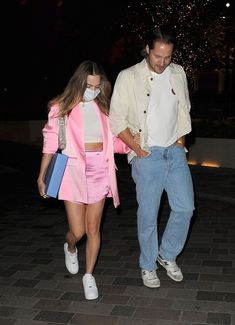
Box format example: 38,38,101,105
80,101,102,143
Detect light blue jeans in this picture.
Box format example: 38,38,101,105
131,145,194,271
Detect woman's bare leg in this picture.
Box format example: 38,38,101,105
85,198,105,273
64,200,86,252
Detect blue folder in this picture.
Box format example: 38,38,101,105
44,153,68,198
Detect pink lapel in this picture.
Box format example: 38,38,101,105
67,104,85,153
94,103,109,152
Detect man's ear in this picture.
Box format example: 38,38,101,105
145,45,150,55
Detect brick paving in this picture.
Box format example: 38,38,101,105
0,145,235,325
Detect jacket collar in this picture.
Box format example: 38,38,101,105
134,59,181,78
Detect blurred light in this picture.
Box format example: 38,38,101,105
201,161,220,168
200,161,220,168
188,160,220,168
123,0,216,76
225,2,230,7
188,160,197,165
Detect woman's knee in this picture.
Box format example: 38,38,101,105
69,228,85,242
86,223,100,238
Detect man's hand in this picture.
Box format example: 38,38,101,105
132,132,149,157
135,148,150,157
118,128,150,158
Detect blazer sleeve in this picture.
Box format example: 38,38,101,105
113,135,130,154
42,106,59,154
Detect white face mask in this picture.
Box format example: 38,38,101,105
83,88,100,101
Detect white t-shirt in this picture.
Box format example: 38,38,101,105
146,66,178,147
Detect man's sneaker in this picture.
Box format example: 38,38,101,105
82,274,98,300
64,242,79,274
157,255,183,282
141,269,160,288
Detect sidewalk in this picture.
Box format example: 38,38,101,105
0,145,235,325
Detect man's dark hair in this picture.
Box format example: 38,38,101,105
145,27,177,50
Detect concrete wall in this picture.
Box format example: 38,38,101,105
188,137,235,169
0,120,235,169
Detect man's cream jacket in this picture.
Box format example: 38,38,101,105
110,59,192,162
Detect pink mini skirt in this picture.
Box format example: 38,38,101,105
59,150,110,205
84,150,110,204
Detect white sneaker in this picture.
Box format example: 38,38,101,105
157,255,183,282
141,269,160,288
82,274,98,300
64,242,79,274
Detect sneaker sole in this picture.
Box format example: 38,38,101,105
65,263,79,275
157,258,183,282
84,293,99,300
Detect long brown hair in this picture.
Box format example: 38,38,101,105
49,60,111,116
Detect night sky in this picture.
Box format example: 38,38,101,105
1,1,132,119
0,0,234,119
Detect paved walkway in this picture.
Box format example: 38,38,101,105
0,145,235,325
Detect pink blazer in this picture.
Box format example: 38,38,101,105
42,103,129,207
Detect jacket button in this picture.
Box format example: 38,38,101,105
150,77,153,81
144,110,146,114
147,93,150,96
106,159,109,162
139,129,142,132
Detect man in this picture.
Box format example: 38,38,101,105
109,27,194,288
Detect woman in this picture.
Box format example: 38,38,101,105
37,60,129,300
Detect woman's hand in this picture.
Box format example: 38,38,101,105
37,153,53,199
37,177,48,199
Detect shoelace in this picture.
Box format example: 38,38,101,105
144,270,157,280
165,261,180,273
68,252,77,264
87,276,96,288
